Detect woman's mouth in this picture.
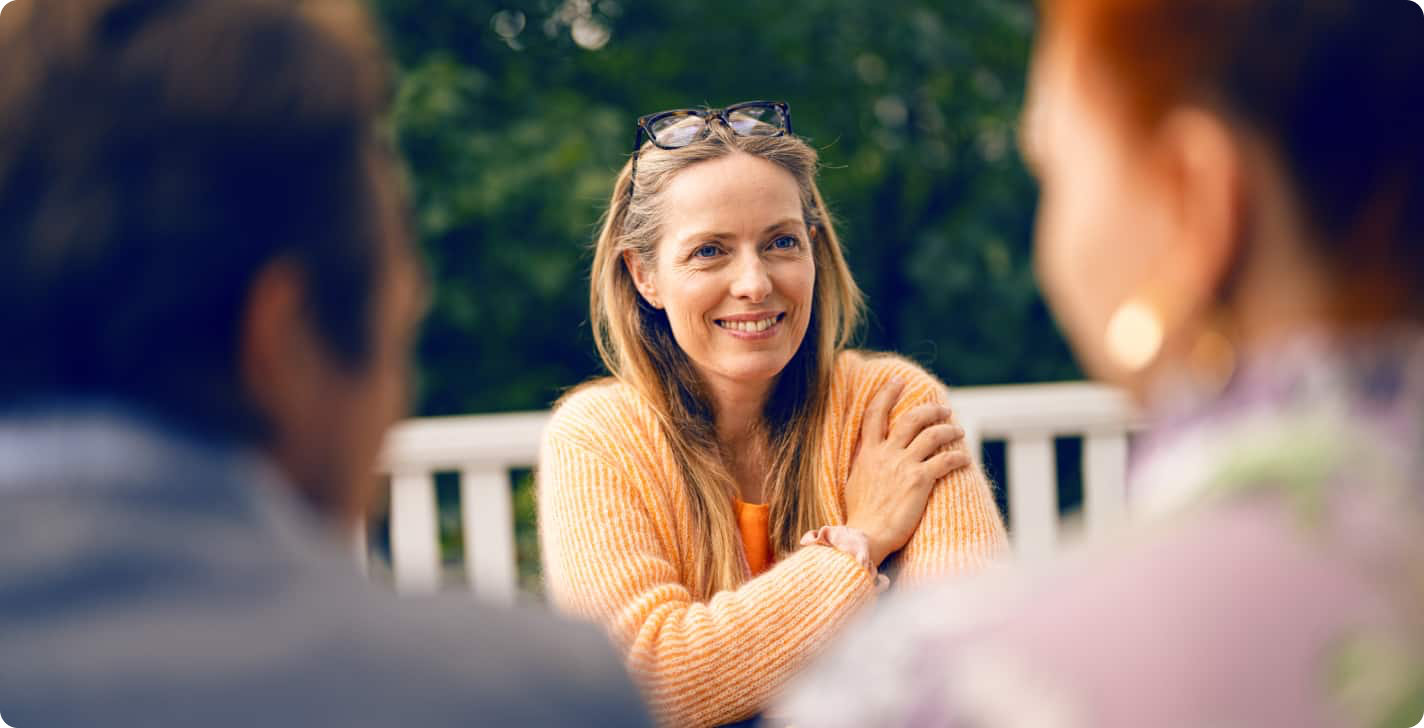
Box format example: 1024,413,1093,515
715,312,786,338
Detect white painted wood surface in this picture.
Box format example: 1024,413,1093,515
461,466,517,605
389,470,440,593
1084,431,1130,535
1007,433,1058,562
368,382,1143,596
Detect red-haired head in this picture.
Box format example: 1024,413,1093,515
1023,0,1424,396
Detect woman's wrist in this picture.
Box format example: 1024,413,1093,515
842,518,892,567
801,525,891,592
864,536,892,568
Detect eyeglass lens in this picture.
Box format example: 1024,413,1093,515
649,114,708,148
726,105,782,136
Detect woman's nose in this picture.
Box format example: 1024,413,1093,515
729,254,773,302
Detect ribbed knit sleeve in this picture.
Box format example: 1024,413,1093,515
538,394,879,727
845,355,1012,586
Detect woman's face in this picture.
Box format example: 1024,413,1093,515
629,152,816,398
1021,35,1181,385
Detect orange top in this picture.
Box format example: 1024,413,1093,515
539,350,1011,727
733,498,773,576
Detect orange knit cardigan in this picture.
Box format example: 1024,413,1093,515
537,351,1010,726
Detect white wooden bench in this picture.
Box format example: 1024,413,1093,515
362,381,1142,603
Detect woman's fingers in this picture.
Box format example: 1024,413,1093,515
922,448,971,481
859,378,905,448
906,423,965,462
888,402,953,450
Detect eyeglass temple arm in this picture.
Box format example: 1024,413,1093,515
627,126,644,201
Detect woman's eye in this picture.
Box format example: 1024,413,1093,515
771,235,800,250
693,244,721,259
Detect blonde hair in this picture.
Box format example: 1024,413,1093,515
585,122,864,600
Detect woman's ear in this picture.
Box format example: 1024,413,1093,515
622,249,662,309
1154,106,1246,309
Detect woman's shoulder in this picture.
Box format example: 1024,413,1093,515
545,377,659,452
833,349,948,405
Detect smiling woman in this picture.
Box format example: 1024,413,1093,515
536,103,1010,727
626,153,815,414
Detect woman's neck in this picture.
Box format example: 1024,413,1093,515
703,374,775,502
707,379,769,447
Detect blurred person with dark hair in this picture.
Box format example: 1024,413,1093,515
0,1,648,726
781,1,1424,726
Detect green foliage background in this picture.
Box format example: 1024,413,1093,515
364,0,1081,589
369,0,1078,419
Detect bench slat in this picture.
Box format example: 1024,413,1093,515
1007,433,1057,562
390,470,440,593
462,466,518,605
1084,431,1129,536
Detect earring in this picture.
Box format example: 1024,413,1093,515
1105,294,1238,394
1105,297,1166,372
1185,312,1237,395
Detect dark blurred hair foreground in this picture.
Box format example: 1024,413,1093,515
0,0,406,439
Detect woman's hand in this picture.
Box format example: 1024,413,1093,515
843,379,969,566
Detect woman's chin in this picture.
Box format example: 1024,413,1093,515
707,355,796,387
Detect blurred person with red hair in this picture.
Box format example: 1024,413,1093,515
781,1,1424,726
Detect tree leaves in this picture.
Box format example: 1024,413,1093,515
370,0,1079,415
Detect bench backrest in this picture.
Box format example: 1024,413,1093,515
362,381,1142,603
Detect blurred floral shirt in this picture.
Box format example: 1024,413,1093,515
780,329,1424,728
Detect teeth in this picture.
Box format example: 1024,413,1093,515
719,316,778,332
